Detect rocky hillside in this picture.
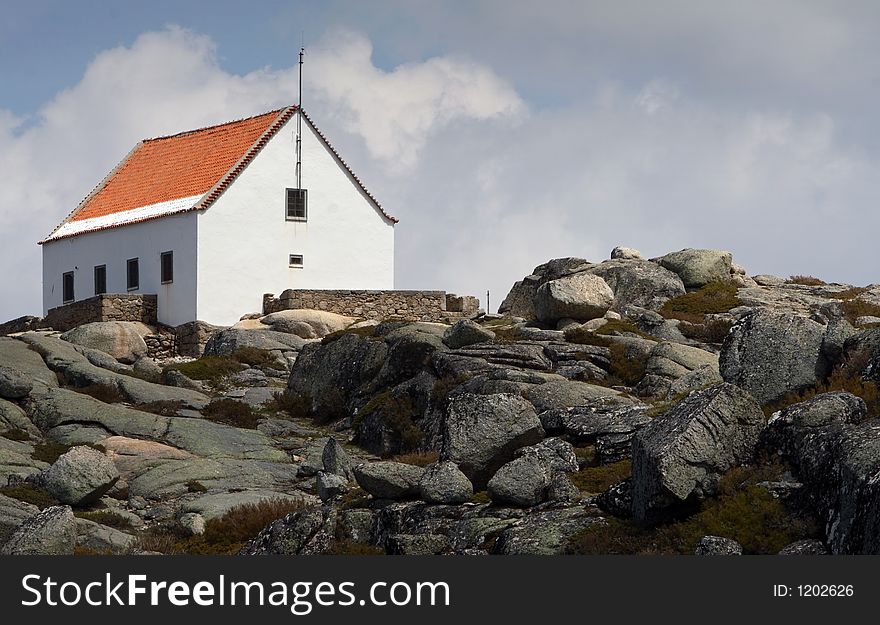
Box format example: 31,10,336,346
3,247,880,555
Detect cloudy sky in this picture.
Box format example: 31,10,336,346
2,0,880,321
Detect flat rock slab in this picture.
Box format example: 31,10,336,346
29,388,285,462
19,333,209,409
181,489,319,520
0,337,58,389
128,458,301,500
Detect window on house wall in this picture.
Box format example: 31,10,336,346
94,265,106,295
289,254,304,268
161,251,174,284
285,188,308,221
127,258,139,291
62,271,75,303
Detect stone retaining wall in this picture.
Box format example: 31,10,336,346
41,294,158,333
262,289,480,322
173,320,224,357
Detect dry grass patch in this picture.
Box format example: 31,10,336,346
136,498,306,555
390,451,439,467
659,282,742,323
787,275,827,286
568,460,632,494
202,398,260,429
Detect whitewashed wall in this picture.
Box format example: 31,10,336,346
41,212,198,327
196,114,395,325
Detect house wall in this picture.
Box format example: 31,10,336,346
196,114,395,326
41,212,198,327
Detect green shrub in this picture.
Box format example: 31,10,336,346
321,325,379,345
564,326,612,347
566,464,817,555
390,451,439,467
185,480,208,493
678,318,734,344
202,398,259,429
659,282,742,323
75,383,126,404
355,391,424,455
0,484,59,509
31,441,73,464
608,343,648,387
469,491,491,504
231,347,285,370
840,299,880,326
1,429,30,442
267,391,312,418
135,498,305,555
429,374,471,408
75,510,133,529
135,400,185,416
568,460,631,494
595,319,657,341
787,275,826,286
165,356,246,382
31,441,105,464
764,363,880,419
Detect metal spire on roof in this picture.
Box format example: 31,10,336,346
296,44,305,190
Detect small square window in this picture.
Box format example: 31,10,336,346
62,271,75,303
94,265,106,295
286,188,308,221
127,258,139,291
161,251,174,284
289,254,304,267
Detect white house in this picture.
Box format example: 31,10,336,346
40,106,397,326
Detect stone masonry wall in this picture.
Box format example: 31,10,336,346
42,294,158,332
263,289,480,322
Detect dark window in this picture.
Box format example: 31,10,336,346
161,251,174,284
126,258,139,291
94,265,106,295
62,271,75,303
286,188,308,221
289,254,304,267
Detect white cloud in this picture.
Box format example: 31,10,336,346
307,29,526,170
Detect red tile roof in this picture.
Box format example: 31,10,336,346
42,106,397,242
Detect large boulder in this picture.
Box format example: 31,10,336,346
0,365,32,399
0,505,77,555
61,321,149,364
694,536,743,555
353,462,425,500
240,505,337,555
0,337,59,390
41,446,120,506
631,383,765,521
204,328,306,356
637,341,720,397
321,437,354,481
759,393,880,554
441,393,545,489
585,259,686,311
534,273,614,323
654,248,733,289
259,309,354,339
443,319,496,349
488,453,552,507
720,309,831,405
287,333,388,418
0,494,39,545
559,403,651,464
419,461,473,504
498,275,541,318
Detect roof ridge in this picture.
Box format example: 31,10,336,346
143,106,292,143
